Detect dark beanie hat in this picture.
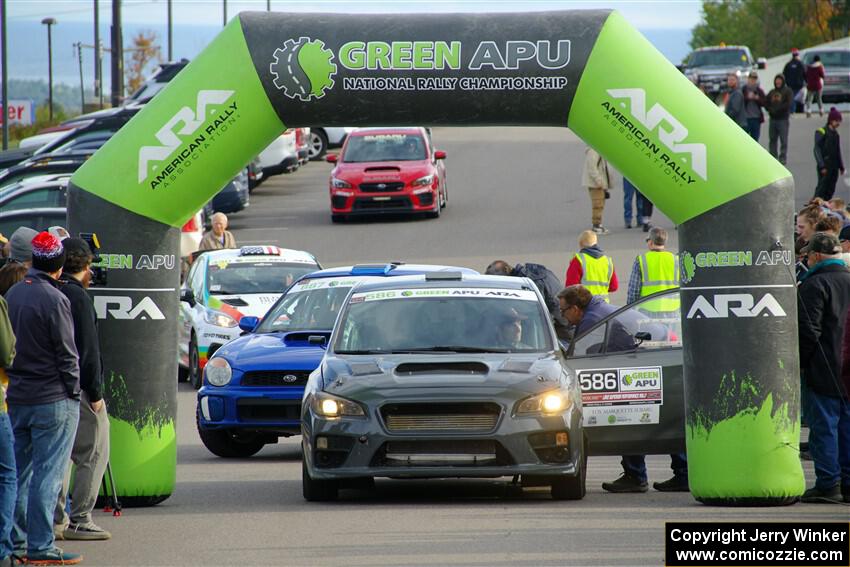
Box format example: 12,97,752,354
828,107,842,123
31,231,66,273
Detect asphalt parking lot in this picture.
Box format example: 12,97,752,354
67,121,848,566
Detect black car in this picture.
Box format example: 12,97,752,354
0,150,95,189
0,207,66,238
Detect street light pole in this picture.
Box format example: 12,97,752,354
110,0,123,107
76,42,85,113
167,0,173,61
267,0,270,11
42,17,57,122
94,0,100,104
1,0,9,150
223,0,227,27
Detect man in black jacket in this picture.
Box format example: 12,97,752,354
782,48,806,113
766,74,793,164
814,108,846,201
797,232,850,503
53,239,111,541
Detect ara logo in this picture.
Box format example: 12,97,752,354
94,296,166,321
686,293,787,319
607,88,707,181
137,89,235,183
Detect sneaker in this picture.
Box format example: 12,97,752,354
642,223,651,232
592,225,610,235
801,485,842,503
25,548,82,566
653,476,690,492
52,524,67,541
625,220,633,229
64,521,111,541
602,474,648,493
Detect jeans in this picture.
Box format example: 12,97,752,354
9,399,79,555
621,453,688,482
0,413,16,561
746,117,761,141
805,89,823,115
768,119,789,164
624,179,652,225
801,384,850,491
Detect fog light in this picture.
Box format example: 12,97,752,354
317,437,328,450
555,432,569,446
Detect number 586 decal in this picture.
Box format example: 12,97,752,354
578,370,618,393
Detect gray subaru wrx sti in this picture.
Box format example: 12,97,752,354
301,273,586,501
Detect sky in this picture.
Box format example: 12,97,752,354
7,0,703,29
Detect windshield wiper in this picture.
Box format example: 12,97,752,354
335,349,390,355
390,346,510,354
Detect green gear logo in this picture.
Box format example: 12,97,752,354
680,251,696,284
622,374,633,386
607,414,617,424
270,37,336,101
401,291,413,297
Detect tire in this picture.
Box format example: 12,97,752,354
308,130,329,161
302,455,339,501
196,410,265,458
178,364,189,383
551,437,587,500
440,182,448,209
189,334,203,390
426,198,441,219
331,214,345,224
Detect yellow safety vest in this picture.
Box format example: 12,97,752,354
576,252,614,302
638,250,680,312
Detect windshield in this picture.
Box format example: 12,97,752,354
207,261,316,296
804,50,850,67
257,281,358,333
688,49,749,67
342,133,427,163
334,288,553,354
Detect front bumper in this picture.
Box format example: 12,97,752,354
197,385,303,436
822,83,850,103
303,405,583,480
330,188,437,216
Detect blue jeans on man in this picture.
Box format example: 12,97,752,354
622,453,688,482
9,398,79,556
0,412,16,562
801,384,850,493
746,117,761,141
623,179,653,228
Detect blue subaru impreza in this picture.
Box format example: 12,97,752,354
196,263,478,457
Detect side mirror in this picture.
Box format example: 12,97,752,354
756,57,767,70
239,316,260,333
325,154,338,163
634,331,652,346
179,288,195,307
434,150,447,160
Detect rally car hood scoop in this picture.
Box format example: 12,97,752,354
363,166,401,173
395,361,489,375
219,297,249,307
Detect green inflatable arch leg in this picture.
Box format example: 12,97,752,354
69,9,803,505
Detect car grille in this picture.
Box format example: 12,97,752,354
381,403,501,433
240,371,309,387
236,399,300,422
359,182,404,192
353,197,411,211
371,440,514,467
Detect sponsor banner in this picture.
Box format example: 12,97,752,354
349,288,538,303
685,291,788,319
579,366,664,406
0,100,35,126
584,404,659,427
679,249,793,284
95,253,176,271
291,277,369,293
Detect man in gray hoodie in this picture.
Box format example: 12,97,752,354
766,74,794,164
724,73,747,131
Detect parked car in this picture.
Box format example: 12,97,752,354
196,263,478,458
0,150,95,189
308,127,354,160
247,156,264,192
680,45,766,99
124,59,190,105
207,169,250,215
327,127,448,222
0,207,66,238
300,272,586,501
803,48,850,103
179,246,321,389
0,175,69,211
295,127,311,165
257,131,299,177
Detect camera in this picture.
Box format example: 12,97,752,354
79,232,108,287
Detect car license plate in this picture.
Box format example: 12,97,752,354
373,196,391,201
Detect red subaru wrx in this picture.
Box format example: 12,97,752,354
326,127,447,222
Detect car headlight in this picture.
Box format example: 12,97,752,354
205,357,232,387
204,309,237,328
411,174,434,187
312,392,366,418
331,177,352,189
515,390,571,416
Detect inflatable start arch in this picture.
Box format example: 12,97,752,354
69,10,802,505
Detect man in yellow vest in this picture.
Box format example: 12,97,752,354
627,227,680,314
565,230,618,302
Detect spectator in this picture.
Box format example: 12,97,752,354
0,234,7,262
829,198,849,220
783,48,807,113
627,227,680,306
0,293,16,567
199,213,236,251
0,265,26,298
805,55,826,118
815,216,842,237
581,146,613,235
565,230,618,302
838,226,850,266
797,233,850,503
797,205,825,282
5,232,82,565
741,71,766,141
557,285,632,352
485,260,570,339
765,74,793,164
724,73,747,130
623,179,653,232
814,108,845,202
53,239,110,541
7,228,37,267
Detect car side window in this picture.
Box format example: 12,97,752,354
631,291,682,350
572,323,608,357
190,261,206,305
4,188,60,211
